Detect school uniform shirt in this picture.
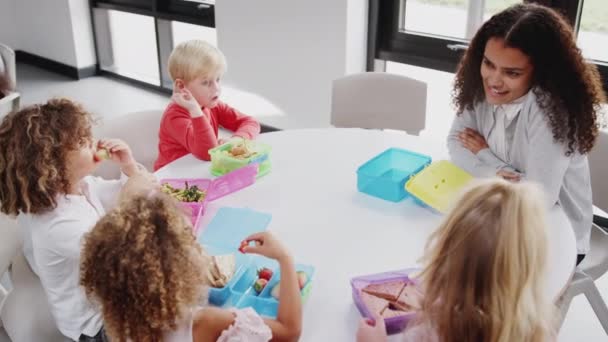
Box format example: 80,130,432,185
154,101,260,170
18,176,124,340
447,88,593,253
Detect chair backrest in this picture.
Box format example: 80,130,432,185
330,72,427,135
0,92,20,118
0,43,16,90
0,43,19,118
589,130,608,211
93,110,164,179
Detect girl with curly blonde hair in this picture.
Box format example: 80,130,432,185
80,193,303,342
0,98,155,341
357,179,555,342
447,3,605,262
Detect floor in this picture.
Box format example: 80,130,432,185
2,62,608,341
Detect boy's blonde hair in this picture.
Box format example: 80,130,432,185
168,40,226,83
80,193,210,342
0,98,94,215
414,179,554,342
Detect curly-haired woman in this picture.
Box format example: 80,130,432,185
80,193,302,342
0,98,156,341
448,3,606,264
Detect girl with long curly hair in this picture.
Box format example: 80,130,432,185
80,193,302,342
0,98,156,341
447,3,606,263
357,179,555,342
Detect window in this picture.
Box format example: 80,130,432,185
402,0,521,40
370,0,523,74
91,0,216,91
577,0,608,63
99,10,160,85
370,0,608,93
172,21,217,48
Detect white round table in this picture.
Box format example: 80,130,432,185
155,128,576,341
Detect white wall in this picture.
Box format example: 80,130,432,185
0,0,18,49
345,0,368,75
0,0,96,69
216,0,368,128
68,0,97,68
16,0,79,67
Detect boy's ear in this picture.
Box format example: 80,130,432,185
174,79,185,90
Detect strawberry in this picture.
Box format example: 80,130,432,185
257,267,273,281
296,271,308,289
238,240,248,253
253,278,268,294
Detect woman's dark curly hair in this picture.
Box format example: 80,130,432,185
0,98,94,215
453,3,606,155
80,193,210,342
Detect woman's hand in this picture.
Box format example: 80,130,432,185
458,128,489,154
497,169,521,182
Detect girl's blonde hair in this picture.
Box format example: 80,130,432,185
0,98,94,215
168,39,227,83
80,193,210,342
414,179,553,342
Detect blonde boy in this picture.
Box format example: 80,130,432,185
154,40,260,170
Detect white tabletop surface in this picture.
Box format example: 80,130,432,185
155,128,577,341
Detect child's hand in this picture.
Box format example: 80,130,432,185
119,172,159,202
356,316,387,342
219,135,246,146
241,232,290,262
98,139,138,176
172,87,203,117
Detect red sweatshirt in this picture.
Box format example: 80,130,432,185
154,101,260,170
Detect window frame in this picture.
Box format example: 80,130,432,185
89,0,217,92
368,0,608,93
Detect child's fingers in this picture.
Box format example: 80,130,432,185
109,142,128,152
98,139,110,148
241,244,263,254
105,142,121,152
244,232,266,243
372,315,385,331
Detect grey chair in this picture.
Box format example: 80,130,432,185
0,43,20,117
330,72,427,135
556,130,608,335
93,109,164,179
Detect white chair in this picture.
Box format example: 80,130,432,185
0,215,20,308
0,215,67,341
556,130,608,334
0,43,20,117
93,110,164,179
330,72,427,135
